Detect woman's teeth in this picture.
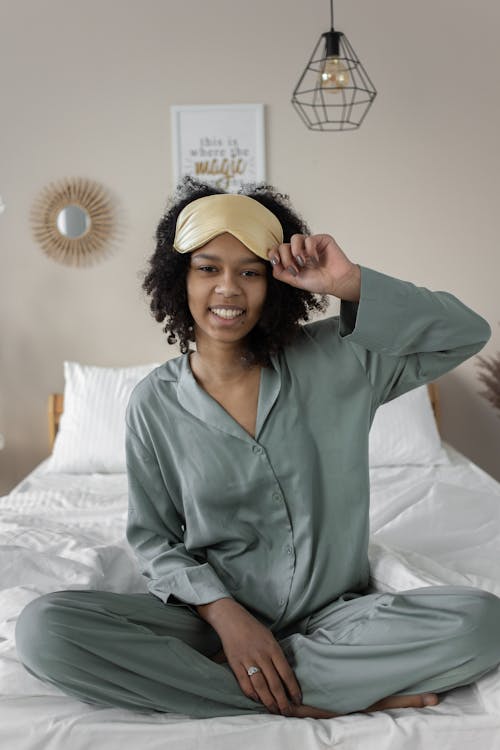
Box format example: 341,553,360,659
210,308,245,319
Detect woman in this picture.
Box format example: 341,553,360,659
15,176,500,720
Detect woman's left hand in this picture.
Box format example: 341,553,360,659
267,233,361,300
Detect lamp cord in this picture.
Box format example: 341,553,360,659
330,0,334,30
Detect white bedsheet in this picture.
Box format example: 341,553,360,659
1,442,499,750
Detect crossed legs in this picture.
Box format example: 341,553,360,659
15,585,500,719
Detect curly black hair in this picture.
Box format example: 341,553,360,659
142,175,329,369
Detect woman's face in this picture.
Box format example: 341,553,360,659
186,232,268,348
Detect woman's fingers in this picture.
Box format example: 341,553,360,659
272,652,303,707
295,234,320,266
215,604,301,717
289,235,307,273
234,663,275,710
304,235,321,264
268,234,320,277
262,663,295,716
250,669,286,714
269,241,299,277
234,660,293,715
232,663,259,703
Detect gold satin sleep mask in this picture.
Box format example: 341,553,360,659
172,193,284,261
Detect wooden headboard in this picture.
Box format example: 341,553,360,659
48,382,442,450
48,393,64,449
427,381,440,432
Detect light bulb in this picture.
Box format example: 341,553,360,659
318,56,350,94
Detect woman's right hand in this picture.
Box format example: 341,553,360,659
199,598,302,716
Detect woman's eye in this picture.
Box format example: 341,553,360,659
196,267,259,277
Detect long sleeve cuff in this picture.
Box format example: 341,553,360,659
147,562,233,607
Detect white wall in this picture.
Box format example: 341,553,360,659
1,0,499,493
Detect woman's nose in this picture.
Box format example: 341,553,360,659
215,271,242,294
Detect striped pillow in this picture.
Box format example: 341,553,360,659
46,361,160,473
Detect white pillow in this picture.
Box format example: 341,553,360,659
369,385,450,467
46,361,160,474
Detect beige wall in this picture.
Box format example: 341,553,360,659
1,0,499,494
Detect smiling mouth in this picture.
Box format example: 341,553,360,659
209,308,246,320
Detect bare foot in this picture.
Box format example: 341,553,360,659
363,692,440,712
208,650,440,719
287,703,340,719
288,692,440,719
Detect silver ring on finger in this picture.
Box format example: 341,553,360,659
247,666,261,676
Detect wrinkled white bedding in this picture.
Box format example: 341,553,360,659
1,442,499,750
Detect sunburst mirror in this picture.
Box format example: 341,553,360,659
30,177,116,267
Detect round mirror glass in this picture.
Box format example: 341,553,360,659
56,204,91,238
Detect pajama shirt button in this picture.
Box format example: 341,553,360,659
252,445,263,454
286,546,293,555
272,492,281,502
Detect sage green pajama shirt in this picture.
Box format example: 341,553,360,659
16,265,500,718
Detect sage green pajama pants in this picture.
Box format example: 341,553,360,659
15,585,500,719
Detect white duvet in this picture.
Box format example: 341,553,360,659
1,443,499,750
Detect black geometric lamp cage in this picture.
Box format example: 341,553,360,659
291,1,377,131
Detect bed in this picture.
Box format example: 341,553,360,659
2,361,500,750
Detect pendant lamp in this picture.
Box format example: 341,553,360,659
291,1,377,131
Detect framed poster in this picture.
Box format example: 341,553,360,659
170,104,265,192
